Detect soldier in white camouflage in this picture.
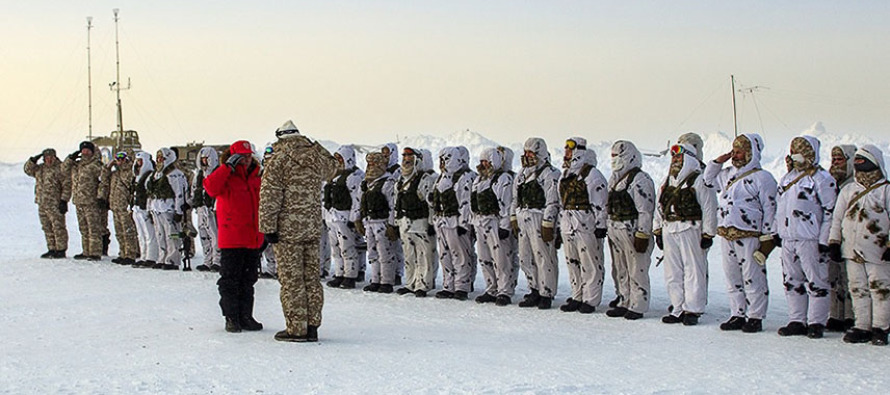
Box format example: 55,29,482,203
189,147,221,272
99,151,140,265
24,148,71,258
146,148,189,270
131,151,160,267
63,141,106,261
260,121,338,342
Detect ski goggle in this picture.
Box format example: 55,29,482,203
115,152,128,160
670,145,692,157
565,140,586,150
264,146,273,155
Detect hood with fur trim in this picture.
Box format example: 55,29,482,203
133,151,154,178
196,147,220,173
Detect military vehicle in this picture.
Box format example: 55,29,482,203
170,142,229,173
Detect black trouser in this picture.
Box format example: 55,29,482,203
218,248,261,318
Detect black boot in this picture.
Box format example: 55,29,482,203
435,290,454,299
363,283,380,292
326,276,344,288
825,318,847,332
606,307,628,318
778,321,808,337
807,323,824,339
209,264,221,272
120,258,136,266
240,315,263,331
741,318,762,333
73,253,88,260
495,295,511,306
662,314,683,324
537,297,552,310
624,310,643,320
196,264,211,272
578,303,596,314
52,250,66,259
475,293,497,304
454,291,468,301
112,257,123,264
225,317,242,333
720,316,746,331
559,298,582,312
414,290,427,298
608,295,622,308
396,287,414,295
843,327,872,344
518,289,540,308
872,328,889,346
378,284,394,294
339,277,356,289
682,313,700,326
40,250,54,259
305,325,319,342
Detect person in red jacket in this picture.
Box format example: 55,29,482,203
203,140,265,333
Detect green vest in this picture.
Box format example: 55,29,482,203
432,169,469,217
146,168,175,200
559,164,593,211
659,172,703,222
192,171,215,208
133,172,150,210
360,177,390,220
471,171,504,216
607,168,641,221
395,172,430,220
324,167,357,211
517,166,548,209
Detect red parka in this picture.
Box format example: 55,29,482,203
203,158,264,249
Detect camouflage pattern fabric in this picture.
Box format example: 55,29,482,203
100,160,139,259
75,204,105,256
274,241,324,335
24,159,70,251
64,154,103,207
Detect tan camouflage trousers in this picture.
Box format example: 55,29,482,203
111,209,139,259
38,203,68,251
75,204,104,256
275,240,324,336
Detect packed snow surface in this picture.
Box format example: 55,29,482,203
3,129,890,394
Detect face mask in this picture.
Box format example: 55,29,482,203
611,156,624,172
854,160,879,173
669,156,683,177
521,154,538,168
784,155,793,172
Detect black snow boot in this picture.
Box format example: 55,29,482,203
495,295,511,306
825,318,848,332
720,316,746,331
209,264,221,272
52,250,66,259
111,257,123,264
120,258,135,266
624,310,643,320
363,283,381,292
326,276,344,288
435,290,454,299
73,253,89,260
86,255,101,261
578,303,596,314
195,264,211,272
872,328,889,346
682,313,700,326
518,289,540,308
807,323,824,339
560,298,581,312
843,328,872,344
741,318,762,333
453,291,468,301
394,275,402,286
475,293,497,304
305,325,319,342
608,295,622,308
339,277,356,289
225,317,242,333
778,321,808,337
414,290,427,298
40,250,55,259
378,284,394,294
162,263,178,270
537,297,552,310
662,314,683,324
605,307,628,318
397,287,414,295
240,315,263,331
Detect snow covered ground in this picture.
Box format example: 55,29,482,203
3,129,890,394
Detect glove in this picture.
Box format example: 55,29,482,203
882,248,890,262
752,236,776,266
655,234,664,250
774,235,783,248
264,232,280,244
225,153,244,171
29,154,41,163
427,224,436,236
828,243,842,262
181,203,191,212
818,244,830,254
498,228,510,240
457,226,467,236
354,220,366,236
346,221,355,229
633,234,649,253
555,233,563,249
541,226,555,243
68,150,80,160
594,228,607,239
58,200,68,214
700,236,713,249
173,213,183,223
385,225,399,241
97,198,109,211
510,217,519,235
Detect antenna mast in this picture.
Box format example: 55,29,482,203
86,16,93,140
730,75,738,138
110,8,130,137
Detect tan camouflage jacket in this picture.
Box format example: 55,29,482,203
24,159,71,206
259,135,337,242
64,154,104,207
99,160,135,212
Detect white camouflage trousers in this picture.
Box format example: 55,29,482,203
562,228,605,306
436,224,475,293
328,221,363,279
663,227,708,316
477,217,518,297
607,223,652,313
262,244,277,275
781,239,830,325
319,221,330,277
195,206,220,267
720,237,769,320
132,207,159,262
828,257,854,321
399,219,438,292
366,221,399,285
517,210,559,298
152,211,182,267
848,260,890,331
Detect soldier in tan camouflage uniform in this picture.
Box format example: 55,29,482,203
99,151,140,265
260,120,338,342
24,148,71,258
63,141,106,261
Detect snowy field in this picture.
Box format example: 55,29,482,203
3,129,890,394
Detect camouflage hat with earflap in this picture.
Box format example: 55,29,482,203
42,148,57,157
275,120,300,138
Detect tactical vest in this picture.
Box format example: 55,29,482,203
607,168,641,221
133,172,150,210
360,177,390,220
387,164,400,174
659,172,703,222
192,171,215,208
471,171,504,216
395,173,430,220
432,169,469,217
324,167,357,211
146,167,176,200
517,166,548,209
559,164,593,211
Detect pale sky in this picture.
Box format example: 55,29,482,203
2,0,889,162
